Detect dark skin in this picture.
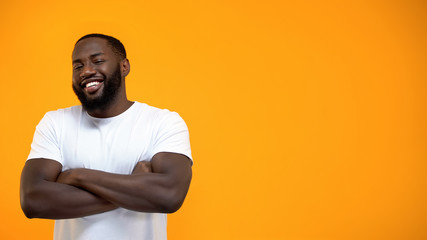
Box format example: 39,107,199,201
71,37,133,118
20,37,192,219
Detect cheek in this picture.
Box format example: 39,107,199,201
103,62,119,73
72,77,80,87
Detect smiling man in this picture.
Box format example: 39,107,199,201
20,34,193,240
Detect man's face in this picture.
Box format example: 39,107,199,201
72,38,123,111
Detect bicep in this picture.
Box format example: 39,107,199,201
151,152,192,180
20,159,117,219
151,152,192,196
21,158,63,187
20,158,63,217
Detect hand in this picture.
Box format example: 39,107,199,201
132,161,152,175
56,169,81,186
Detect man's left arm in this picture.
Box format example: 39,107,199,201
57,152,192,213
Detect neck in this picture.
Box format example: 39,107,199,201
86,99,134,118
85,79,133,118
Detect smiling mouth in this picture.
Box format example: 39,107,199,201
81,79,104,94
85,81,101,88
80,77,104,88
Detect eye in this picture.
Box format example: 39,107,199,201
73,65,83,71
94,59,105,64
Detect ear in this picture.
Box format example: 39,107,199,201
121,58,130,78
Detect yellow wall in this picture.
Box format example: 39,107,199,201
1,0,426,239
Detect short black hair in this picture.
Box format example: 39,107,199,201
76,33,127,59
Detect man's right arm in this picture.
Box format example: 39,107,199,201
20,158,117,219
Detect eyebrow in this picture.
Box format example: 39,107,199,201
72,52,105,64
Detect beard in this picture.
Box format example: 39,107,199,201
72,65,122,112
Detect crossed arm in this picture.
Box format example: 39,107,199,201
20,152,192,219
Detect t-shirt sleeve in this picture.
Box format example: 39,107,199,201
27,111,62,164
150,111,193,163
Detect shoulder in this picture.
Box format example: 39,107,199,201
38,105,83,127
133,102,184,122
43,105,82,118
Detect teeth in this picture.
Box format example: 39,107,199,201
86,81,100,88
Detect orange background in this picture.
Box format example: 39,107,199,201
0,0,426,239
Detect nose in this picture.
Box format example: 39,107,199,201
80,64,96,79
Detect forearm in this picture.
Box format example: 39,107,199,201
21,179,116,219
69,170,182,213
59,154,192,213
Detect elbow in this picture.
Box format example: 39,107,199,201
160,191,187,214
20,190,47,219
21,197,37,219
22,208,36,219
162,200,182,214
160,180,191,213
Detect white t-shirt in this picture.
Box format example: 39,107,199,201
27,102,192,240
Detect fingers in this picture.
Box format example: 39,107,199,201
132,161,152,174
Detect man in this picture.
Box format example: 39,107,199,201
20,34,193,240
